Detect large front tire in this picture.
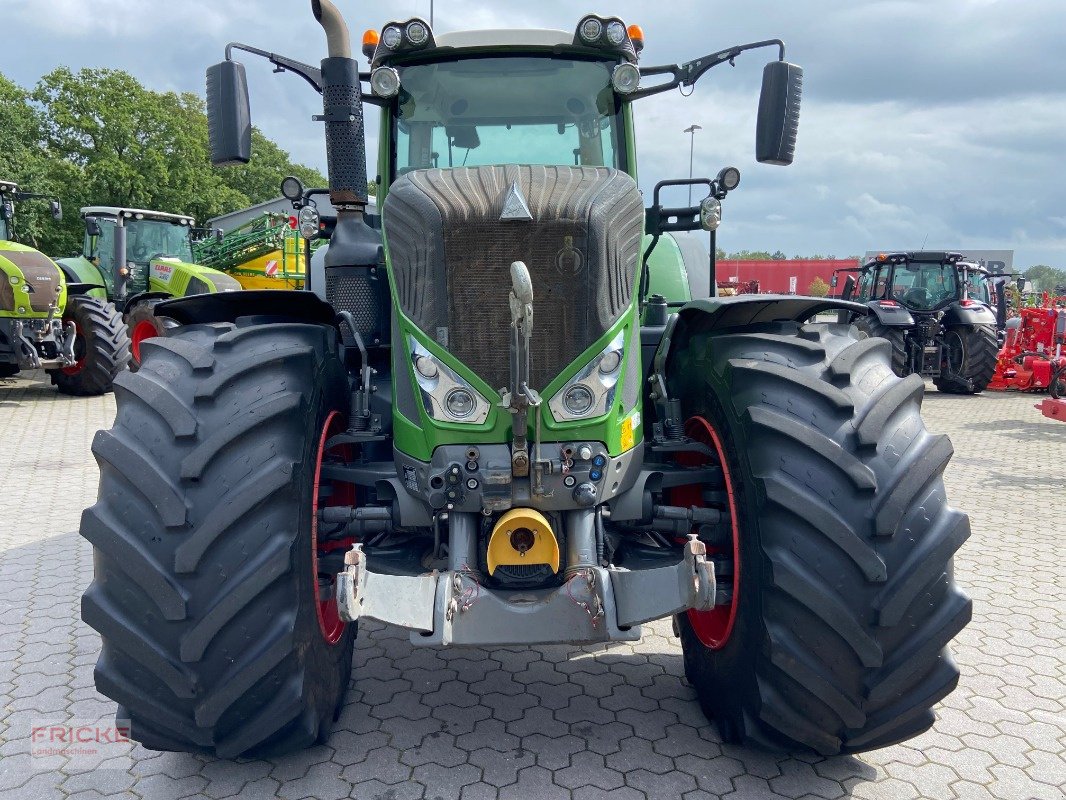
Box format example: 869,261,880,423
49,296,130,395
934,323,998,394
79,321,356,757
667,320,971,754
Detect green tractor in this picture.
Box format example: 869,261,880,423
57,206,242,368
834,251,1001,393
1,179,128,392
80,1,971,758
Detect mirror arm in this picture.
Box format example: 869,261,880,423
222,42,385,105
225,42,324,93
632,39,786,101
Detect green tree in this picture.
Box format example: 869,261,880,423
1024,264,1066,293
0,73,72,249
18,67,328,256
220,129,326,201
727,250,773,260
771,250,786,260
807,276,830,297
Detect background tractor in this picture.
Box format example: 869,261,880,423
835,251,1000,393
1,179,128,393
56,206,243,368
80,1,971,759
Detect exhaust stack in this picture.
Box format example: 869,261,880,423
311,0,368,214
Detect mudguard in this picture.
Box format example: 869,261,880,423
942,302,997,327
865,299,915,326
655,294,869,368
157,289,337,327
56,256,108,301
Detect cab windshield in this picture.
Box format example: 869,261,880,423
126,219,193,264
393,56,624,174
889,262,959,310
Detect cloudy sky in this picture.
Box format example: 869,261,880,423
5,0,1065,268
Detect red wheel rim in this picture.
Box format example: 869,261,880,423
671,416,741,650
311,411,354,644
130,319,160,364
60,322,85,375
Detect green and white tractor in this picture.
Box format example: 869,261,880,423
80,1,972,758
1,179,128,393
57,206,242,368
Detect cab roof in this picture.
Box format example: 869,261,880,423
433,29,572,49
81,206,195,225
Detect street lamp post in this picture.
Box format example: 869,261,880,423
683,124,702,205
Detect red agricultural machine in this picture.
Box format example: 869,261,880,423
715,278,761,295
988,291,1066,393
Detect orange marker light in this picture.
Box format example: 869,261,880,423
627,24,644,51
362,29,380,60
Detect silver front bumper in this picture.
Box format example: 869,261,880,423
335,536,715,647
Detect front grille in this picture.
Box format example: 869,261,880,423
384,165,643,392
492,563,556,588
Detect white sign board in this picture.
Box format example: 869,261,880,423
788,276,797,294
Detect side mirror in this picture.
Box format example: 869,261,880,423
85,218,102,237
206,60,252,166
447,125,481,150
756,61,803,166
1017,277,1027,293
50,200,63,221
830,274,839,289
842,274,856,301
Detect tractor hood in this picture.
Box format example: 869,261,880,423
0,240,65,317
382,164,643,393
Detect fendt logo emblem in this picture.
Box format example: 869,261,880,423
500,181,533,222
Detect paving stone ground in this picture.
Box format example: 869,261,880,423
1,369,1064,800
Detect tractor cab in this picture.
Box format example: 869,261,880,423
849,251,997,314
368,27,637,186
78,206,197,297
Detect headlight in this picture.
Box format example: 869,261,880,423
548,329,626,422
381,25,403,49
611,63,640,95
370,67,401,98
579,17,603,42
405,20,429,45
298,205,320,239
409,338,489,424
605,21,627,45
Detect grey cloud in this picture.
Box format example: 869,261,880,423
3,0,1064,267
